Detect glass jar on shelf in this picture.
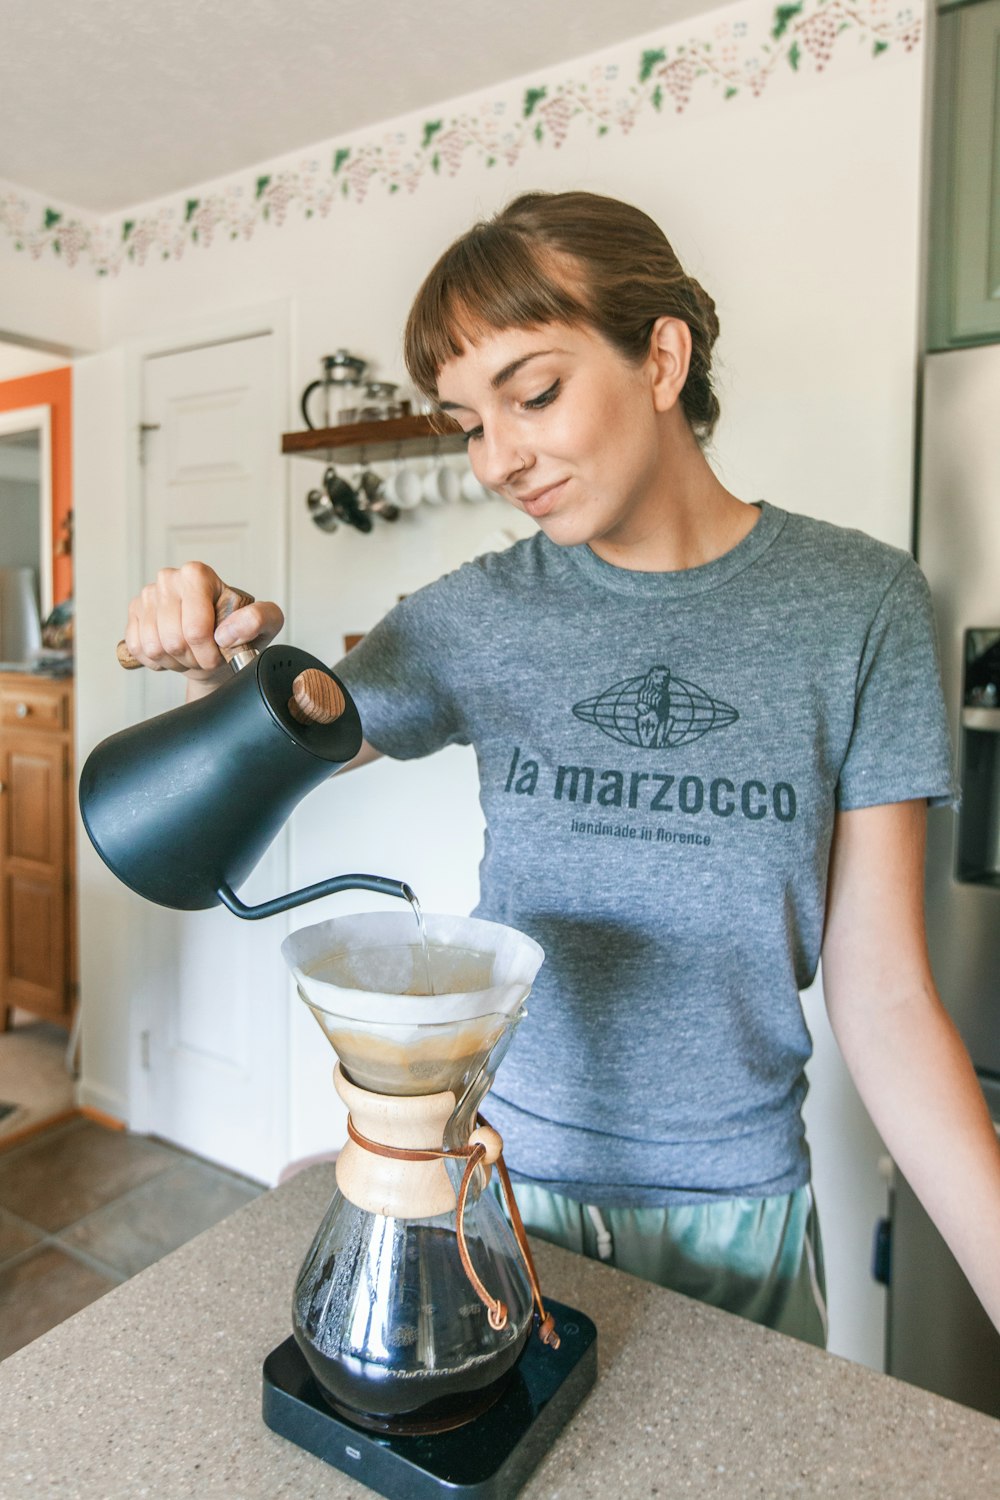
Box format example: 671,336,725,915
358,381,408,421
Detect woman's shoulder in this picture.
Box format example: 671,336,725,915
773,506,924,598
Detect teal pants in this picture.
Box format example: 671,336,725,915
501,1179,828,1348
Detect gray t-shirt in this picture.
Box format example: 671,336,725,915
335,503,956,1206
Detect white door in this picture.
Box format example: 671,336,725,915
137,334,289,1181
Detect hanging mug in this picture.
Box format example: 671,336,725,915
461,470,489,504
324,466,372,534
307,489,339,534
384,462,422,511
420,459,460,506
357,469,400,523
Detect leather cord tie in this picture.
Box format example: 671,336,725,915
346,1110,560,1350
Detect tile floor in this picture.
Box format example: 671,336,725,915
0,1016,76,1142
0,1116,264,1361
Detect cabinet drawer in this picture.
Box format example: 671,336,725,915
0,686,66,732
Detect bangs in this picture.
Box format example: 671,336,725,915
404,225,588,398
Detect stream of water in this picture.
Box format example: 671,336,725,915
402,885,435,996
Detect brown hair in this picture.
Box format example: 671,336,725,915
404,190,721,441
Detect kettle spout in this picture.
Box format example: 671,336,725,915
217,874,415,921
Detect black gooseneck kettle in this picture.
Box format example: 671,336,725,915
78,586,411,920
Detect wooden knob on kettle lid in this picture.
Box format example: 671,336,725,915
288,669,346,726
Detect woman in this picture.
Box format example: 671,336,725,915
125,191,1000,1347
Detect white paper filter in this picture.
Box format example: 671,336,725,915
282,911,544,1025
282,912,545,1095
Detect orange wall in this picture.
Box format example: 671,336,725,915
0,366,73,607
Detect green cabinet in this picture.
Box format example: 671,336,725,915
927,0,1000,348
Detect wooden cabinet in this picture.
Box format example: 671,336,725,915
0,674,76,1027
927,0,1000,348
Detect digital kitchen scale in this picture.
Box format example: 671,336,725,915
262,1300,597,1500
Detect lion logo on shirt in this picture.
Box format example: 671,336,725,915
572,664,739,749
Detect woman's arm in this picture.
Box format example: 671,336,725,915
821,799,1000,1332
342,739,383,772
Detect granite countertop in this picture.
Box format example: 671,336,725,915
0,1163,997,1499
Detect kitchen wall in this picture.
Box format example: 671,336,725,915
11,0,930,1368
0,345,70,381
0,184,101,354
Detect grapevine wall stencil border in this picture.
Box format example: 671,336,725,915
0,0,922,279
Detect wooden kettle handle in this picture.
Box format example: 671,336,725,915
116,585,257,671
116,585,344,728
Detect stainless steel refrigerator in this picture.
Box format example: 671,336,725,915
889,342,1000,1416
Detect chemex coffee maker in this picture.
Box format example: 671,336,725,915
79,586,596,1499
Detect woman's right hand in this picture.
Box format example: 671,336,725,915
124,562,285,697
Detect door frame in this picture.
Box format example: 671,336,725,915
121,301,292,1176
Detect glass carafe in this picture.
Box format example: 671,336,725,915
282,912,545,1435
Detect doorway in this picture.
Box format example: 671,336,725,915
130,327,290,1182
0,349,76,1147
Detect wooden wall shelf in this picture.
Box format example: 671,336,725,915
282,414,466,466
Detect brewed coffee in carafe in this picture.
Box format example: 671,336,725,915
283,910,551,1434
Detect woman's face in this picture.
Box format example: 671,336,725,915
435,321,679,556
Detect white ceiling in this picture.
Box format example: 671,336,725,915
0,0,720,213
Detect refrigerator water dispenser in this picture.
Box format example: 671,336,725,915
956,629,1000,885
